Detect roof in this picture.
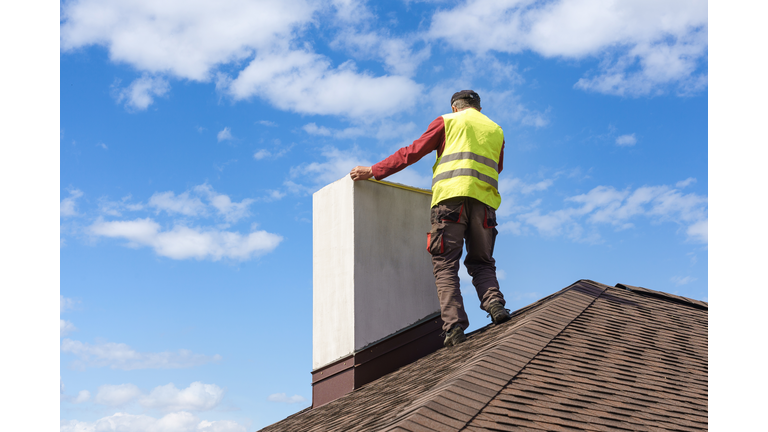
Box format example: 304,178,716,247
260,279,708,431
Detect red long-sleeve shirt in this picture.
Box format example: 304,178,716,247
371,116,505,181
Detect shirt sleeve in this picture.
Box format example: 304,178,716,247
371,117,445,180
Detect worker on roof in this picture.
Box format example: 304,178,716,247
350,90,511,347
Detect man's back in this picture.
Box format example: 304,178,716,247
441,108,504,148
432,108,504,209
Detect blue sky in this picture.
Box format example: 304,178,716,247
53,1,712,430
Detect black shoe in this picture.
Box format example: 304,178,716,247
443,325,467,347
487,300,511,325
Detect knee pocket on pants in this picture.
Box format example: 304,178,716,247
427,222,463,256
483,206,498,229
427,224,445,255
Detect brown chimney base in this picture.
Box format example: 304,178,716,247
311,313,442,408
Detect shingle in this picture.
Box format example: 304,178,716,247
396,418,439,432
422,400,474,423
414,407,468,430
453,378,500,398
259,280,707,432
427,395,480,417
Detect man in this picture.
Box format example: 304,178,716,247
350,90,511,348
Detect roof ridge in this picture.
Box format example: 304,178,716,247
381,280,609,432
461,279,610,339
614,283,708,310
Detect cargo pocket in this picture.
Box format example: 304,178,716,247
431,202,463,225
427,224,445,255
483,206,498,229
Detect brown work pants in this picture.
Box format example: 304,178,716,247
427,196,505,332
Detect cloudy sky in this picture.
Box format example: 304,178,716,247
43,0,716,430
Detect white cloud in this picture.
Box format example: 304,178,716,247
139,382,225,412
98,142,109,150
89,382,225,411
615,134,637,146
429,0,707,96
193,184,254,223
253,143,293,161
328,0,373,24
253,149,271,160
148,191,207,217
511,181,708,243
115,75,170,111
255,120,277,127
98,195,145,217
497,219,522,235
89,217,282,261
519,208,580,238
676,177,697,188
95,384,142,406
147,184,263,221
290,146,373,189
302,122,365,139
227,48,423,118
304,119,421,144
331,28,431,77
671,275,697,286
496,176,555,219
288,127,435,191
217,127,233,142
60,0,424,118
499,177,555,195
61,320,77,337
326,0,430,77
61,188,84,217
61,338,223,370
267,393,307,404
61,0,316,82
465,87,550,128
643,187,708,224
85,185,281,260
61,295,79,313
686,219,707,244
302,123,332,137
73,390,91,404
60,412,246,432
574,30,708,96
266,190,286,201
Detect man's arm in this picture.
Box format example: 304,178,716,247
350,117,445,181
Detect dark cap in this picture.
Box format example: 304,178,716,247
451,90,480,105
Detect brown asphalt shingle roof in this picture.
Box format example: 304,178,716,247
259,279,707,431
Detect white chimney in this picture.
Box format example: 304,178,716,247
311,176,441,407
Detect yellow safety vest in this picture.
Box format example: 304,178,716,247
431,109,504,209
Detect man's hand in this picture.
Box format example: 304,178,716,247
350,166,374,181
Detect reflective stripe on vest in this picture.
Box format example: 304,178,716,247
432,168,498,190
436,151,499,172
431,109,504,209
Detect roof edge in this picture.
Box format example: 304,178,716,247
615,283,708,310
